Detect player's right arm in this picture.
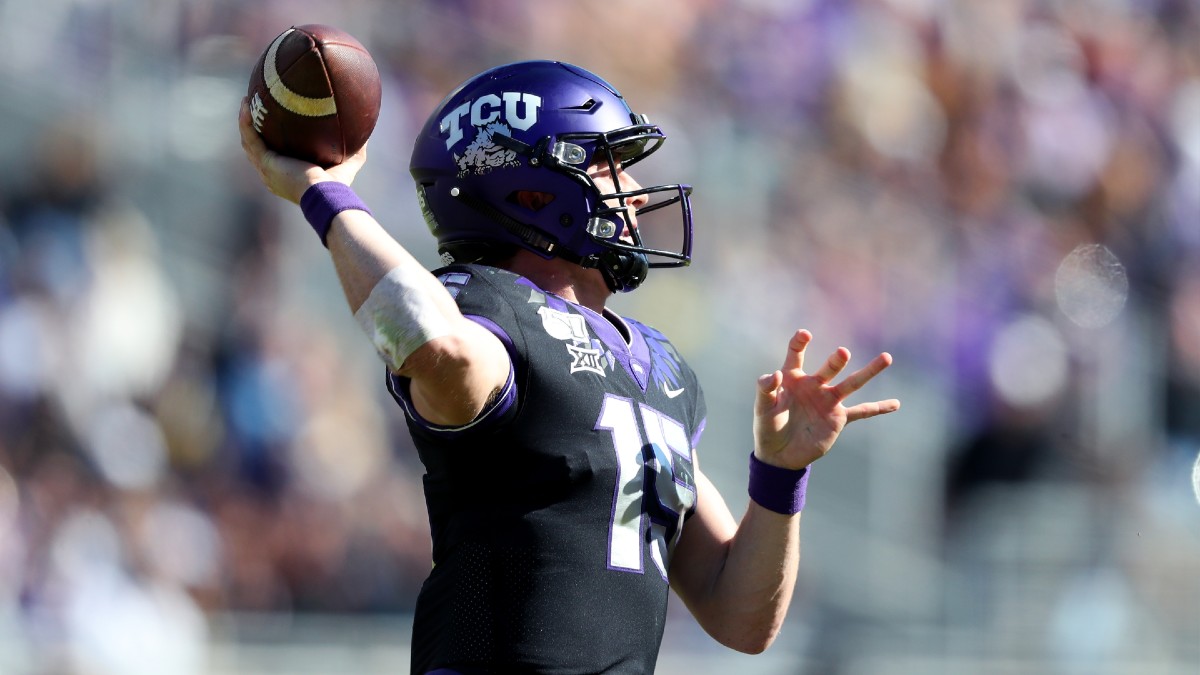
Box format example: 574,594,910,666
238,99,510,426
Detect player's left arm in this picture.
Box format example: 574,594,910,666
669,329,899,654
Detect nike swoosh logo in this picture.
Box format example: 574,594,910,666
663,385,685,399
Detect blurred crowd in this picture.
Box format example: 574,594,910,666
0,0,1198,672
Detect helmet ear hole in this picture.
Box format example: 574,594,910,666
509,190,556,212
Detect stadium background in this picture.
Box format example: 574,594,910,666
0,0,1198,672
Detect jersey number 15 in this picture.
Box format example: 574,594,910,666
596,394,697,579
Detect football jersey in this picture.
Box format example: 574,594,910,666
389,264,707,674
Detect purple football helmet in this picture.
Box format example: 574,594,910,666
409,60,693,292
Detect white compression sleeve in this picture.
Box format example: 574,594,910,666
353,265,452,370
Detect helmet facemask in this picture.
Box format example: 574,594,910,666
501,118,693,292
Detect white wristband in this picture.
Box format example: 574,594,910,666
354,265,451,370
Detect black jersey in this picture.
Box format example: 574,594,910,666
389,264,707,675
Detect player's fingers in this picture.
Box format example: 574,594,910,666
845,398,901,423
237,97,254,136
812,346,851,384
831,352,892,399
238,100,268,157
757,371,782,395
781,330,812,373
327,141,368,184
755,371,782,412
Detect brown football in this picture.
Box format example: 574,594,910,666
247,24,381,167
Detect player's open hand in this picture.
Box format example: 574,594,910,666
752,329,900,471
238,98,367,204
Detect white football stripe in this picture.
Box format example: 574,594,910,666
263,28,337,118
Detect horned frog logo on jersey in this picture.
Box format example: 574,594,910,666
538,306,607,377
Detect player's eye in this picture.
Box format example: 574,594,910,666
613,139,648,162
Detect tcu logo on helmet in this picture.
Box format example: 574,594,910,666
439,92,542,149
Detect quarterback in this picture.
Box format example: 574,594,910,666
239,60,900,674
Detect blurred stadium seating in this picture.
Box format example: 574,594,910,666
0,1,1197,673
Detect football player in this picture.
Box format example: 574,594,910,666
239,60,900,674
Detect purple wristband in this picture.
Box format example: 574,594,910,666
748,452,810,515
299,181,372,247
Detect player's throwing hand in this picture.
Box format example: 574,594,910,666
237,99,366,204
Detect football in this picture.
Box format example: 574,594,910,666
247,24,381,167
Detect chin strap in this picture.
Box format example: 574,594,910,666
596,249,649,293
555,248,648,293
450,187,560,256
